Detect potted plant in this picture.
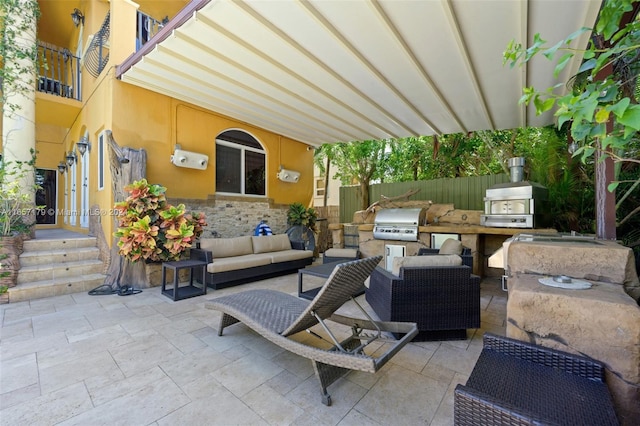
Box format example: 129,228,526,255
0,157,40,287
113,179,207,263
286,202,318,254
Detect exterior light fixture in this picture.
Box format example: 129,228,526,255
77,137,91,155
71,8,84,27
66,151,77,167
57,162,67,174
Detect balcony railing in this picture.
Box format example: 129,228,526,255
37,43,81,101
136,11,168,51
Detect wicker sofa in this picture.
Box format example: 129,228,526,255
366,254,480,341
455,333,619,425
190,234,314,289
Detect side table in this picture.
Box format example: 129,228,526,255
161,259,208,301
298,260,357,300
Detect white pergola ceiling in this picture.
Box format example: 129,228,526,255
117,0,602,146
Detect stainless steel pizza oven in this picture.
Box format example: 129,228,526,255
373,208,426,241
481,157,549,228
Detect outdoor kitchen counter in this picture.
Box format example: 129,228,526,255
355,223,558,235
506,273,640,423
353,224,558,277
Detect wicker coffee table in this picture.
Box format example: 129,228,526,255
297,260,362,300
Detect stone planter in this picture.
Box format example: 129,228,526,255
0,234,24,287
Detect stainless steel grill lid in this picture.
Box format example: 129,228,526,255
374,208,426,225
373,208,426,241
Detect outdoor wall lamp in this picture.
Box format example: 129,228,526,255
57,162,67,174
66,151,77,167
77,137,91,155
71,8,84,27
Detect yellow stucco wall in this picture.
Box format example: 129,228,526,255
111,82,314,204
25,0,314,246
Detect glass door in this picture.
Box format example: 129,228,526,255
36,169,57,225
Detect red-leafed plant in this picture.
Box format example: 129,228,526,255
114,179,207,262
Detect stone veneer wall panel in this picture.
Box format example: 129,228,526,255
168,197,289,239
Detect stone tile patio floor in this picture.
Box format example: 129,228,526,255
0,271,507,425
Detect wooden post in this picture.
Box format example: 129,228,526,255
102,130,151,289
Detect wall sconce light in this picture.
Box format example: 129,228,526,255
77,137,91,155
66,151,77,167
71,8,84,27
277,166,300,183
57,162,67,174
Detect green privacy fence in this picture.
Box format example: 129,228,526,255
338,174,511,223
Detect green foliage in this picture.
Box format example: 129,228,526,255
287,202,317,232
318,139,387,209
0,0,41,116
503,0,640,167
0,151,40,236
114,179,207,262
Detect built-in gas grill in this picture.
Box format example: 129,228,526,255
480,157,549,228
373,208,426,241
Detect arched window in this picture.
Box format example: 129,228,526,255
215,130,265,196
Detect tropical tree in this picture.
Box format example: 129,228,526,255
384,136,432,182
328,139,387,210
503,0,640,224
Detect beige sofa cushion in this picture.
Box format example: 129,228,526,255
251,234,292,254
199,236,253,258
269,249,314,263
392,254,462,276
207,255,271,274
439,238,463,255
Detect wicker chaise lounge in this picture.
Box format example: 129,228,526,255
206,256,418,406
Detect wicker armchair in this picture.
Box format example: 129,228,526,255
418,247,473,269
454,333,619,425
366,264,480,341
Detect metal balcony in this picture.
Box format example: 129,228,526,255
37,43,81,101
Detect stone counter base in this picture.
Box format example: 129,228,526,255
506,273,640,424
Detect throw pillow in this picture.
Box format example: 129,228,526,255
439,238,463,255
251,234,292,253
199,236,253,258
392,254,462,276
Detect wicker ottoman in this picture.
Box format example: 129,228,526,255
454,333,619,425
323,248,360,264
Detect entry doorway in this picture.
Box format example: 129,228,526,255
36,168,57,225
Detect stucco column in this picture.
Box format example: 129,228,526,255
1,1,38,214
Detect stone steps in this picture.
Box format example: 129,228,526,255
8,274,108,303
17,259,104,284
6,234,108,303
19,247,101,267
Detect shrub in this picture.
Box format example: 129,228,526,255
113,179,207,262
